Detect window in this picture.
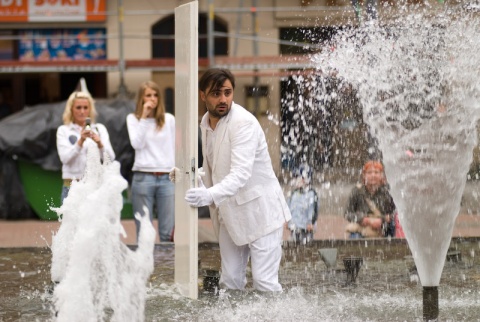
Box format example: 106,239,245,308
279,26,343,55
0,30,14,60
152,13,228,58
245,86,269,115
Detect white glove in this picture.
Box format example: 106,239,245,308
185,186,213,208
198,167,205,177
169,167,179,183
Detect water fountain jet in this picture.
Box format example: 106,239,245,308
50,143,156,321
314,3,480,319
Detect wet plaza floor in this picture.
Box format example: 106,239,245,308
1,239,480,321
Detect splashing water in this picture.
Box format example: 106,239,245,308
314,4,480,286
50,141,156,321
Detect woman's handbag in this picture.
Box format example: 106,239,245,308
345,220,382,237
345,197,383,238
394,212,405,238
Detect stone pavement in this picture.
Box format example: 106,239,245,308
1,213,480,248
0,219,216,248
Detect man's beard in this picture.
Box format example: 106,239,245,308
207,103,230,118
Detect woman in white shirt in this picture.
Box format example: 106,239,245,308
56,91,115,203
126,81,175,242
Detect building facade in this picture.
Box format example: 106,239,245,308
0,0,449,178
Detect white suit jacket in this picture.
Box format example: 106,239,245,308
200,103,291,245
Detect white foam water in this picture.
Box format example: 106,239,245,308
313,3,480,286
50,140,156,321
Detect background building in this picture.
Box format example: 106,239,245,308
0,0,450,179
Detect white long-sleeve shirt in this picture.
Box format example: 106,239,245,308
56,122,115,179
126,113,175,172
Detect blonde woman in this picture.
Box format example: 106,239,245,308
126,81,175,242
56,91,115,203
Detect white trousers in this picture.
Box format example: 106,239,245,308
218,224,283,292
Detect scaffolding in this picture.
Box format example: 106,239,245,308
0,2,357,74
0,1,451,75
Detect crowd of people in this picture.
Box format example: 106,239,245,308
55,67,401,293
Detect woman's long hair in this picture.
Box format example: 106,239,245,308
62,91,97,125
134,81,165,129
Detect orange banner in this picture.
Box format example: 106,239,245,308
86,0,106,22
0,0,106,22
0,0,28,22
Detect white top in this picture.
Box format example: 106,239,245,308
56,123,115,180
126,113,175,172
204,120,219,173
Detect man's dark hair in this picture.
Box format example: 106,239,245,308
199,68,235,94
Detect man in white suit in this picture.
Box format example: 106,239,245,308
185,68,292,292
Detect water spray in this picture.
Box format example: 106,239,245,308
314,3,480,319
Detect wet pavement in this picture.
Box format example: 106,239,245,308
2,240,480,321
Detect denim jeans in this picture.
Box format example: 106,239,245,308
131,172,175,242
349,232,363,239
61,186,70,204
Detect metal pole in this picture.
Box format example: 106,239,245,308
252,0,260,117
117,0,128,98
207,0,215,67
233,0,245,56
350,0,362,25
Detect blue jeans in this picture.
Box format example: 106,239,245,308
61,186,70,204
131,172,175,242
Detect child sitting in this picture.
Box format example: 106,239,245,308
344,160,396,238
287,165,319,244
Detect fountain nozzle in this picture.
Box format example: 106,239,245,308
202,269,220,295
423,286,439,321
343,256,363,285
319,248,338,271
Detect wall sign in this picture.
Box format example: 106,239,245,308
19,28,106,61
0,0,106,22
